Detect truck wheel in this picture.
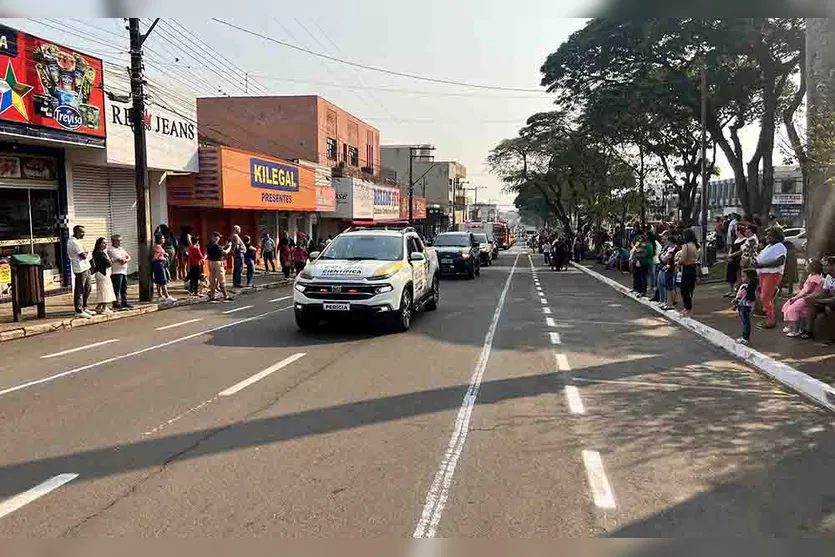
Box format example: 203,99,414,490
426,275,439,311
295,311,318,331
392,288,413,331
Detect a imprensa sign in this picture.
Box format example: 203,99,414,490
105,67,198,172
250,157,299,192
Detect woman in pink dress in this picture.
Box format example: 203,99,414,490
782,259,825,338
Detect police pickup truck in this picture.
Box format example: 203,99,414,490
293,227,440,331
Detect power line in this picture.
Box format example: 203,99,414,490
167,19,271,96
211,18,546,93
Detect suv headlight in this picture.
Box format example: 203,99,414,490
294,282,307,293
375,285,394,294
461,250,471,258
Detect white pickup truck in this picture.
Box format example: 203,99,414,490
292,227,440,331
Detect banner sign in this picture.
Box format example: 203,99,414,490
106,68,197,171
373,184,401,221
772,204,802,220
250,157,300,192
400,195,427,220
0,24,105,147
772,193,803,206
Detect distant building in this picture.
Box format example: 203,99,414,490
381,145,467,233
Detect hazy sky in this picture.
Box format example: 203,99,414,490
3,11,763,208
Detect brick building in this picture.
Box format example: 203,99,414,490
197,95,381,177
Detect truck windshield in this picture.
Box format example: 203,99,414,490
319,235,403,261
473,233,488,243
434,234,471,247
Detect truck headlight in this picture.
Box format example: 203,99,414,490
294,282,307,293
375,285,394,294
461,250,470,258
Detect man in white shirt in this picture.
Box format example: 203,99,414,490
66,225,93,318
753,227,788,328
107,234,132,310
726,213,738,250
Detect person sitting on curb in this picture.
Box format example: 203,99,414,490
812,256,835,345
781,259,824,339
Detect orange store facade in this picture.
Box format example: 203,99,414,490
167,145,319,252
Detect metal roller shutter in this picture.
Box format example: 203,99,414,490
108,169,138,274
72,165,111,257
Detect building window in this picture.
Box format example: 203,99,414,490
326,138,337,161
781,178,798,194
366,144,374,171
342,143,348,164
348,146,358,167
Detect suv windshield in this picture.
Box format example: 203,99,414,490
434,233,471,247
319,235,403,261
473,233,488,243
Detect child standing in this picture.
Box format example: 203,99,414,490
293,242,308,276
187,235,205,296
733,269,758,345
152,236,175,302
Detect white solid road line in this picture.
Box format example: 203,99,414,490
0,474,79,519
222,304,254,315
543,307,552,315
41,339,119,360
565,385,586,415
269,295,291,303
0,308,286,398
545,317,556,328
556,353,571,371
571,376,793,396
155,318,203,331
582,450,616,509
540,297,547,305
549,332,562,345
218,352,306,396
414,254,519,539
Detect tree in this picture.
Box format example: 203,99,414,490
489,111,638,238
540,18,805,218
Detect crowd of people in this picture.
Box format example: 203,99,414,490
590,214,835,346
65,222,335,314
528,233,585,271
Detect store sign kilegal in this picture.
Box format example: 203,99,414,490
104,67,197,172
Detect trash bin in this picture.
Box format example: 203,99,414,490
10,253,45,322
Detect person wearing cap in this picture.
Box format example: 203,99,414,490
207,232,233,302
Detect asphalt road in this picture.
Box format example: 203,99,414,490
2,246,835,537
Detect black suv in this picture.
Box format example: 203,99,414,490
434,232,481,279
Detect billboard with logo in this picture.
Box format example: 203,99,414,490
0,24,105,147
105,68,197,171
373,184,401,222
323,178,374,220
400,196,427,220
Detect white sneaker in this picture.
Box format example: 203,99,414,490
82,310,95,318
76,311,93,319
736,338,749,345
103,308,114,315
782,326,792,334
166,296,177,303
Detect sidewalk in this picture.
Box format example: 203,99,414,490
579,260,835,387
0,270,292,343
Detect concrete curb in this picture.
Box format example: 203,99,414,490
0,278,292,344
570,261,835,413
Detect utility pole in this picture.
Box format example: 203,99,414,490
700,65,709,246
129,18,159,302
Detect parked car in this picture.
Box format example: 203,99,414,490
292,227,439,332
783,227,806,242
434,231,481,279
472,232,494,266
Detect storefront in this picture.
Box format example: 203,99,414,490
319,177,375,236
66,67,197,274
167,145,316,252
0,25,106,299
